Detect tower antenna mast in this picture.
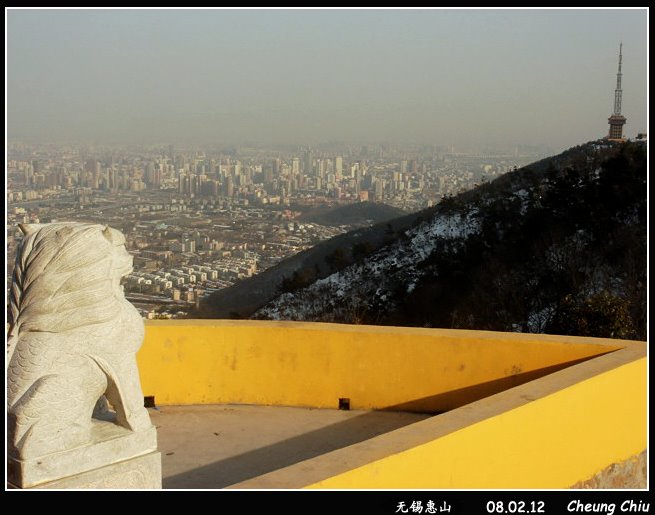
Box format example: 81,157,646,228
607,43,627,141
613,42,623,116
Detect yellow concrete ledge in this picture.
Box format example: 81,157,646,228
306,349,647,488
138,320,622,412
233,341,646,489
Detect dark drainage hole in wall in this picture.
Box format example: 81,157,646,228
338,398,350,410
144,396,156,408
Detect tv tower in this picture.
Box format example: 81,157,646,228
607,43,627,141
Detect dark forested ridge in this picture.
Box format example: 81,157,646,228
255,141,646,340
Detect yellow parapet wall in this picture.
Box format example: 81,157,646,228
305,355,647,488
225,340,646,489
138,320,645,489
138,320,622,412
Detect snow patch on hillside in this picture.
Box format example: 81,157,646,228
256,209,481,321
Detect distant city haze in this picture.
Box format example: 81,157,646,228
6,8,647,152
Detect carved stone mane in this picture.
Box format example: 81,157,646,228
9,223,125,341
7,222,153,462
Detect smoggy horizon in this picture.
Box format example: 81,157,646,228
6,8,648,153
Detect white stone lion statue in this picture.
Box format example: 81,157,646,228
7,222,152,460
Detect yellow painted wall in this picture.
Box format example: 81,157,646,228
138,320,620,412
306,356,647,489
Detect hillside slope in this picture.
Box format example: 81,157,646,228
193,206,436,319
254,141,646,340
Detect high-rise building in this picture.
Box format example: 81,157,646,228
188,174,199,197
303,149,313,176
263,165,274,186
145,162,157,187
224,176,234,197
24,164,33,186
607,43,627,141
374,178,384,201
106,168,115,191
178,173,188,195
317,158,327,180
335,156,343,179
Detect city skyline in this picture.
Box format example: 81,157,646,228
6,8,648,152
4,137,557,319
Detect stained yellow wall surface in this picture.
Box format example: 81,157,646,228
138,320,620,411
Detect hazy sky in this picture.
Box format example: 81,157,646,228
6,8,648,151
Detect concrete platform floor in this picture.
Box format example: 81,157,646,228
150,404,431,489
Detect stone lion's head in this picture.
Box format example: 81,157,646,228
8,223,133,336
